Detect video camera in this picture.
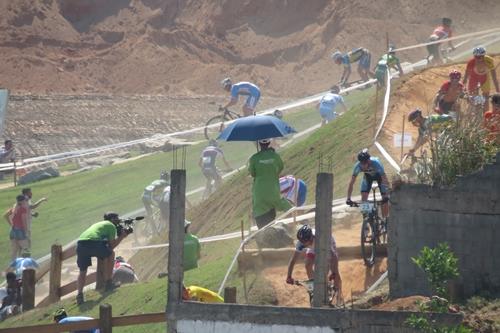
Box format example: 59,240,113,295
116,216,144,236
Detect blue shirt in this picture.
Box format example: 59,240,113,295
230,82,260,99
352,157,385,177
319,93,344,113
59,317,100,333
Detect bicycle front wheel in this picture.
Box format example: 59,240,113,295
361,218,376,267
204,115,226,141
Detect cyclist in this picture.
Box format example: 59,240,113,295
433,69,464,117
407,108,453,155
463,46,499,112
279,175,307,207
286,224,342,302
484,93,500,143
316,85,347,126
199,139,232,199
221,78,261,117
141,172,168,231
374,45,404,87
426,17,454,66
346,149,390,221
331,47,373,87
182,284,224,303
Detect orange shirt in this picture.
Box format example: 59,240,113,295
484,110,500,137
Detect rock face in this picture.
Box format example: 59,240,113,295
18,167,60,185
254,222,294,249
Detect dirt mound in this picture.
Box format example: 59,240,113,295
1,1,500,96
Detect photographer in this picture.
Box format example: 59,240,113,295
75,212,131,305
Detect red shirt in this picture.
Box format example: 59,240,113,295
439,81,464,93
484,110,500,135
12,206,27,230
432,25,452,39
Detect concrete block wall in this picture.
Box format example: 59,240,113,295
173,302,462,333
389,153,500,298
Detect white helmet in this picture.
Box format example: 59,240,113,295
331,51,342,61
258,138,271,144
221,77,232,89
473,46,486,57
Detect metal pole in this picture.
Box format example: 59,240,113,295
312,172,333,308
166,169,186,333
240,219,249,303
400,114,406,164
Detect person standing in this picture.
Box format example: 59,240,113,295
21,188,47,256
4,195,30,260
183,220,200,271
75,212,129,305
248,139,292,229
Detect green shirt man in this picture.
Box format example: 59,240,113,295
183,220,200,271
248,140,292,228
79,221,117,241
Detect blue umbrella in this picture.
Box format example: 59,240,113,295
9,257,39,278
217,115,296,141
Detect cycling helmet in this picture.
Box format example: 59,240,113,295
473,46,486,57
442,17,452,26
221,77,232,89
258,138,271,144
330,85,340,94
449,69,461,80
208,139,218,147
491,93,500,106
115,256,125,263
53,308,68,322
331,51,342,62
103,212,119,222
357,148,370,163
408,108,423,122
273,109,283,119
160,170,169,181
297,224,313,243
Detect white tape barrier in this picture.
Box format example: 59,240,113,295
373,71,392,141
393,27,500,52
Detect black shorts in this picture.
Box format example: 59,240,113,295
255,209,276,229
76,240,113,271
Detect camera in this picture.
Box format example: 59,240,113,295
116,216,144,236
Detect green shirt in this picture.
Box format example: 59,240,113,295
79,221,117,242
184,233,200,271
248,149,292,217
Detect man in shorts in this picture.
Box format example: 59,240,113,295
76,212,129,305
346,149,391,221
286,224,342,302
316,85,347,126
331,47,373,86
433,70,464,117
426,17,454,65
199,139,232,199
221,78,261,117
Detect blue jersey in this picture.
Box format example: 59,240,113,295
230,82,260,99
352,157,385,177
319,93,344,113
59,317,100,333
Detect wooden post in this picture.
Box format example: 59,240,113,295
96,258,106,290
386,32,390,51
400,114,406,164
224,287,237,303
374,85,379,138
99,303,113,333
21,269,35,311
312,173,333,308
49,244,62,303
240,219,248,303
166,169,186,333
13,160,17,187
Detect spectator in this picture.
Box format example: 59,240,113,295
76,212,130,305
21,188,47,255
183,220,200,271
112,256,138,285
182,284,224,303
53,308,100,333
0,272,21,322
484,93,500,143
4,195,29,260
0,140,15,180
316,85,347,126
248,139,292,229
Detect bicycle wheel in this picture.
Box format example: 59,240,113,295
361,218,376,267
204,115,226,141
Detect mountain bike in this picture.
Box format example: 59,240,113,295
204,107,241,141
348,185,387,267
294,278,341,307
